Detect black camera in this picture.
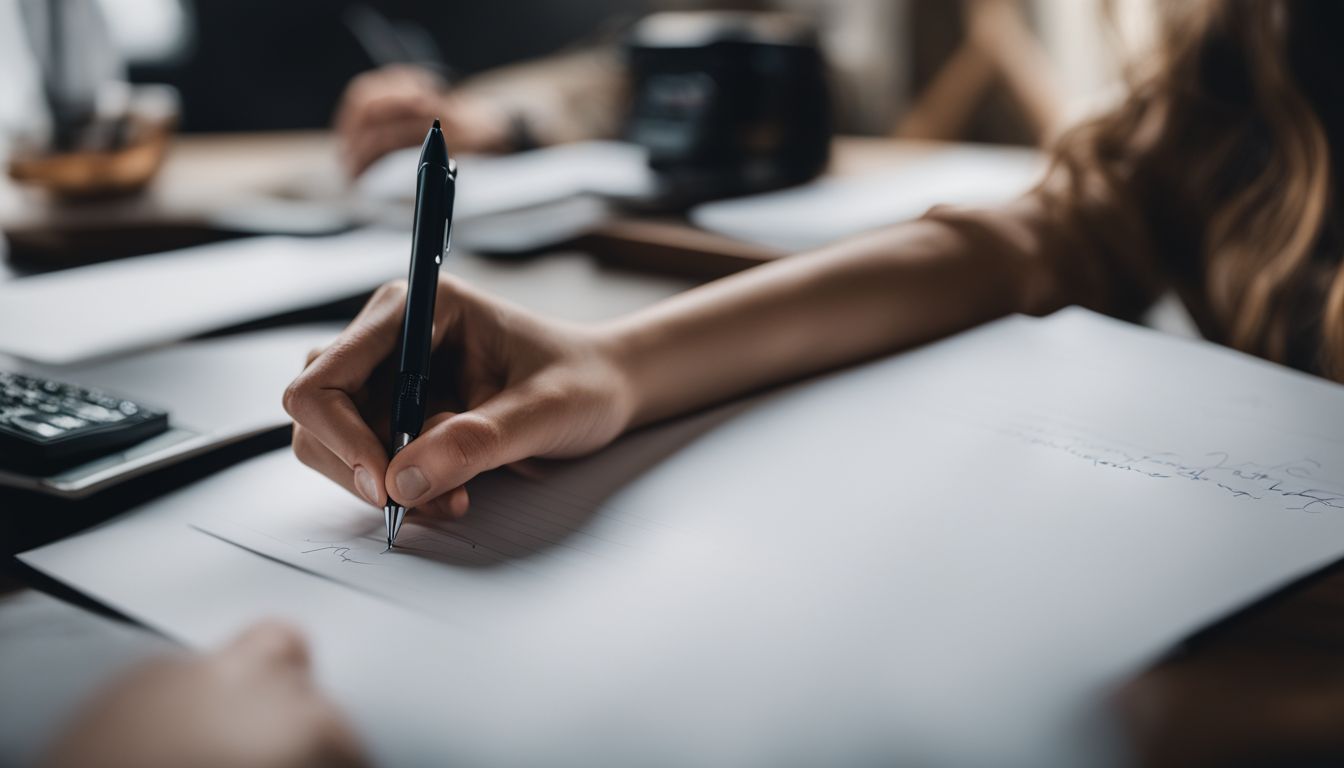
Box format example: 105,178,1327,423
624,12,832,209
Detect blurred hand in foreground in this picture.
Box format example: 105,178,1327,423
41,621,366,768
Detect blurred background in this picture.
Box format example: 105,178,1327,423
0,0,1175,273
0,0,1157,148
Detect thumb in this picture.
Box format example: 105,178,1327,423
385,388,559,507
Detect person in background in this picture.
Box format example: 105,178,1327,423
334,0,910,176
39,622,366,768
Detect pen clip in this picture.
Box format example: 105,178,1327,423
441,159,457,260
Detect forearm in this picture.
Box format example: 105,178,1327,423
606,213,1058,427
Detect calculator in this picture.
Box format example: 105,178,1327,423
0,371,169,472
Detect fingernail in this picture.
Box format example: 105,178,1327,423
353,465,379,505
396,466,430,501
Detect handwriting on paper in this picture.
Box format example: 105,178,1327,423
1001,426,1344,512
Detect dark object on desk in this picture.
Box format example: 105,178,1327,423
624,12,831,209
0,372,168,474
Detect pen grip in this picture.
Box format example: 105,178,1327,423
391,371,427,438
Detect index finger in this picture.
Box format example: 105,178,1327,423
282,282,407,477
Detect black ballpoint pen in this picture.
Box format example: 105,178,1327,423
386,119,456,548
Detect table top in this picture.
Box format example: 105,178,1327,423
5,132,1344,766
0,132,339,234
0,132,953,277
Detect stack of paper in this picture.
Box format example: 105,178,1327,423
357,141,655,216
689,144,1046,251
22,308,1344,766
355,141,657,254
0,230,407,366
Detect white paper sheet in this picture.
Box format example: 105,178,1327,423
357,141,655,217
689,145,1045,251
24,309,1344,767
0,229,407,366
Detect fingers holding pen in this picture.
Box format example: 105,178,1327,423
283,282,410,501
385,386,559,510
292,423,384,507
293,420,467,515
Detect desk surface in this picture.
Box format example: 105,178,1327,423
0,132,947,277
5,133,1344,766
0,132,338,234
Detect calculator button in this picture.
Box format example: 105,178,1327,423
47,415,87,430
12,417,62,438
75,403,123,422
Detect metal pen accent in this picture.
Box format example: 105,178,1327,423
385,119,456,548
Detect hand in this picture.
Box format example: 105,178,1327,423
283,278,634,517
334,64,513,177
41,622,365,768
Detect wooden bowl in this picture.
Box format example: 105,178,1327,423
8,115,175,200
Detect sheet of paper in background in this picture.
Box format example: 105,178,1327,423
452,195,614,254
689,144,1045,251
355,141,654,254
29,308,1344,767
357,141,655,217
0,229,406,366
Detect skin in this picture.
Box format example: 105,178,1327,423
334,64,513,177
41,622,366,768
283,213,1057,513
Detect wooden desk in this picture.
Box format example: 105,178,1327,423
0,132,944,276
0,132,343,267
5,132,1344,766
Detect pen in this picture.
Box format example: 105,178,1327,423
386,119,456,548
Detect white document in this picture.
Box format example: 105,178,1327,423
23,308,1344,766
690,144,1046,251
357,141,655,218
0,229,406,365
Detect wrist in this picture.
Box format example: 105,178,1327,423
593,316,669,432
591,320,652,433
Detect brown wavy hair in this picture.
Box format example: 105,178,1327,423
1051,0,1344,375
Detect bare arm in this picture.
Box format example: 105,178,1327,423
610,208,1062,425
284,197,1073,514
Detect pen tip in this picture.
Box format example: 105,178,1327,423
432,118,441,130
